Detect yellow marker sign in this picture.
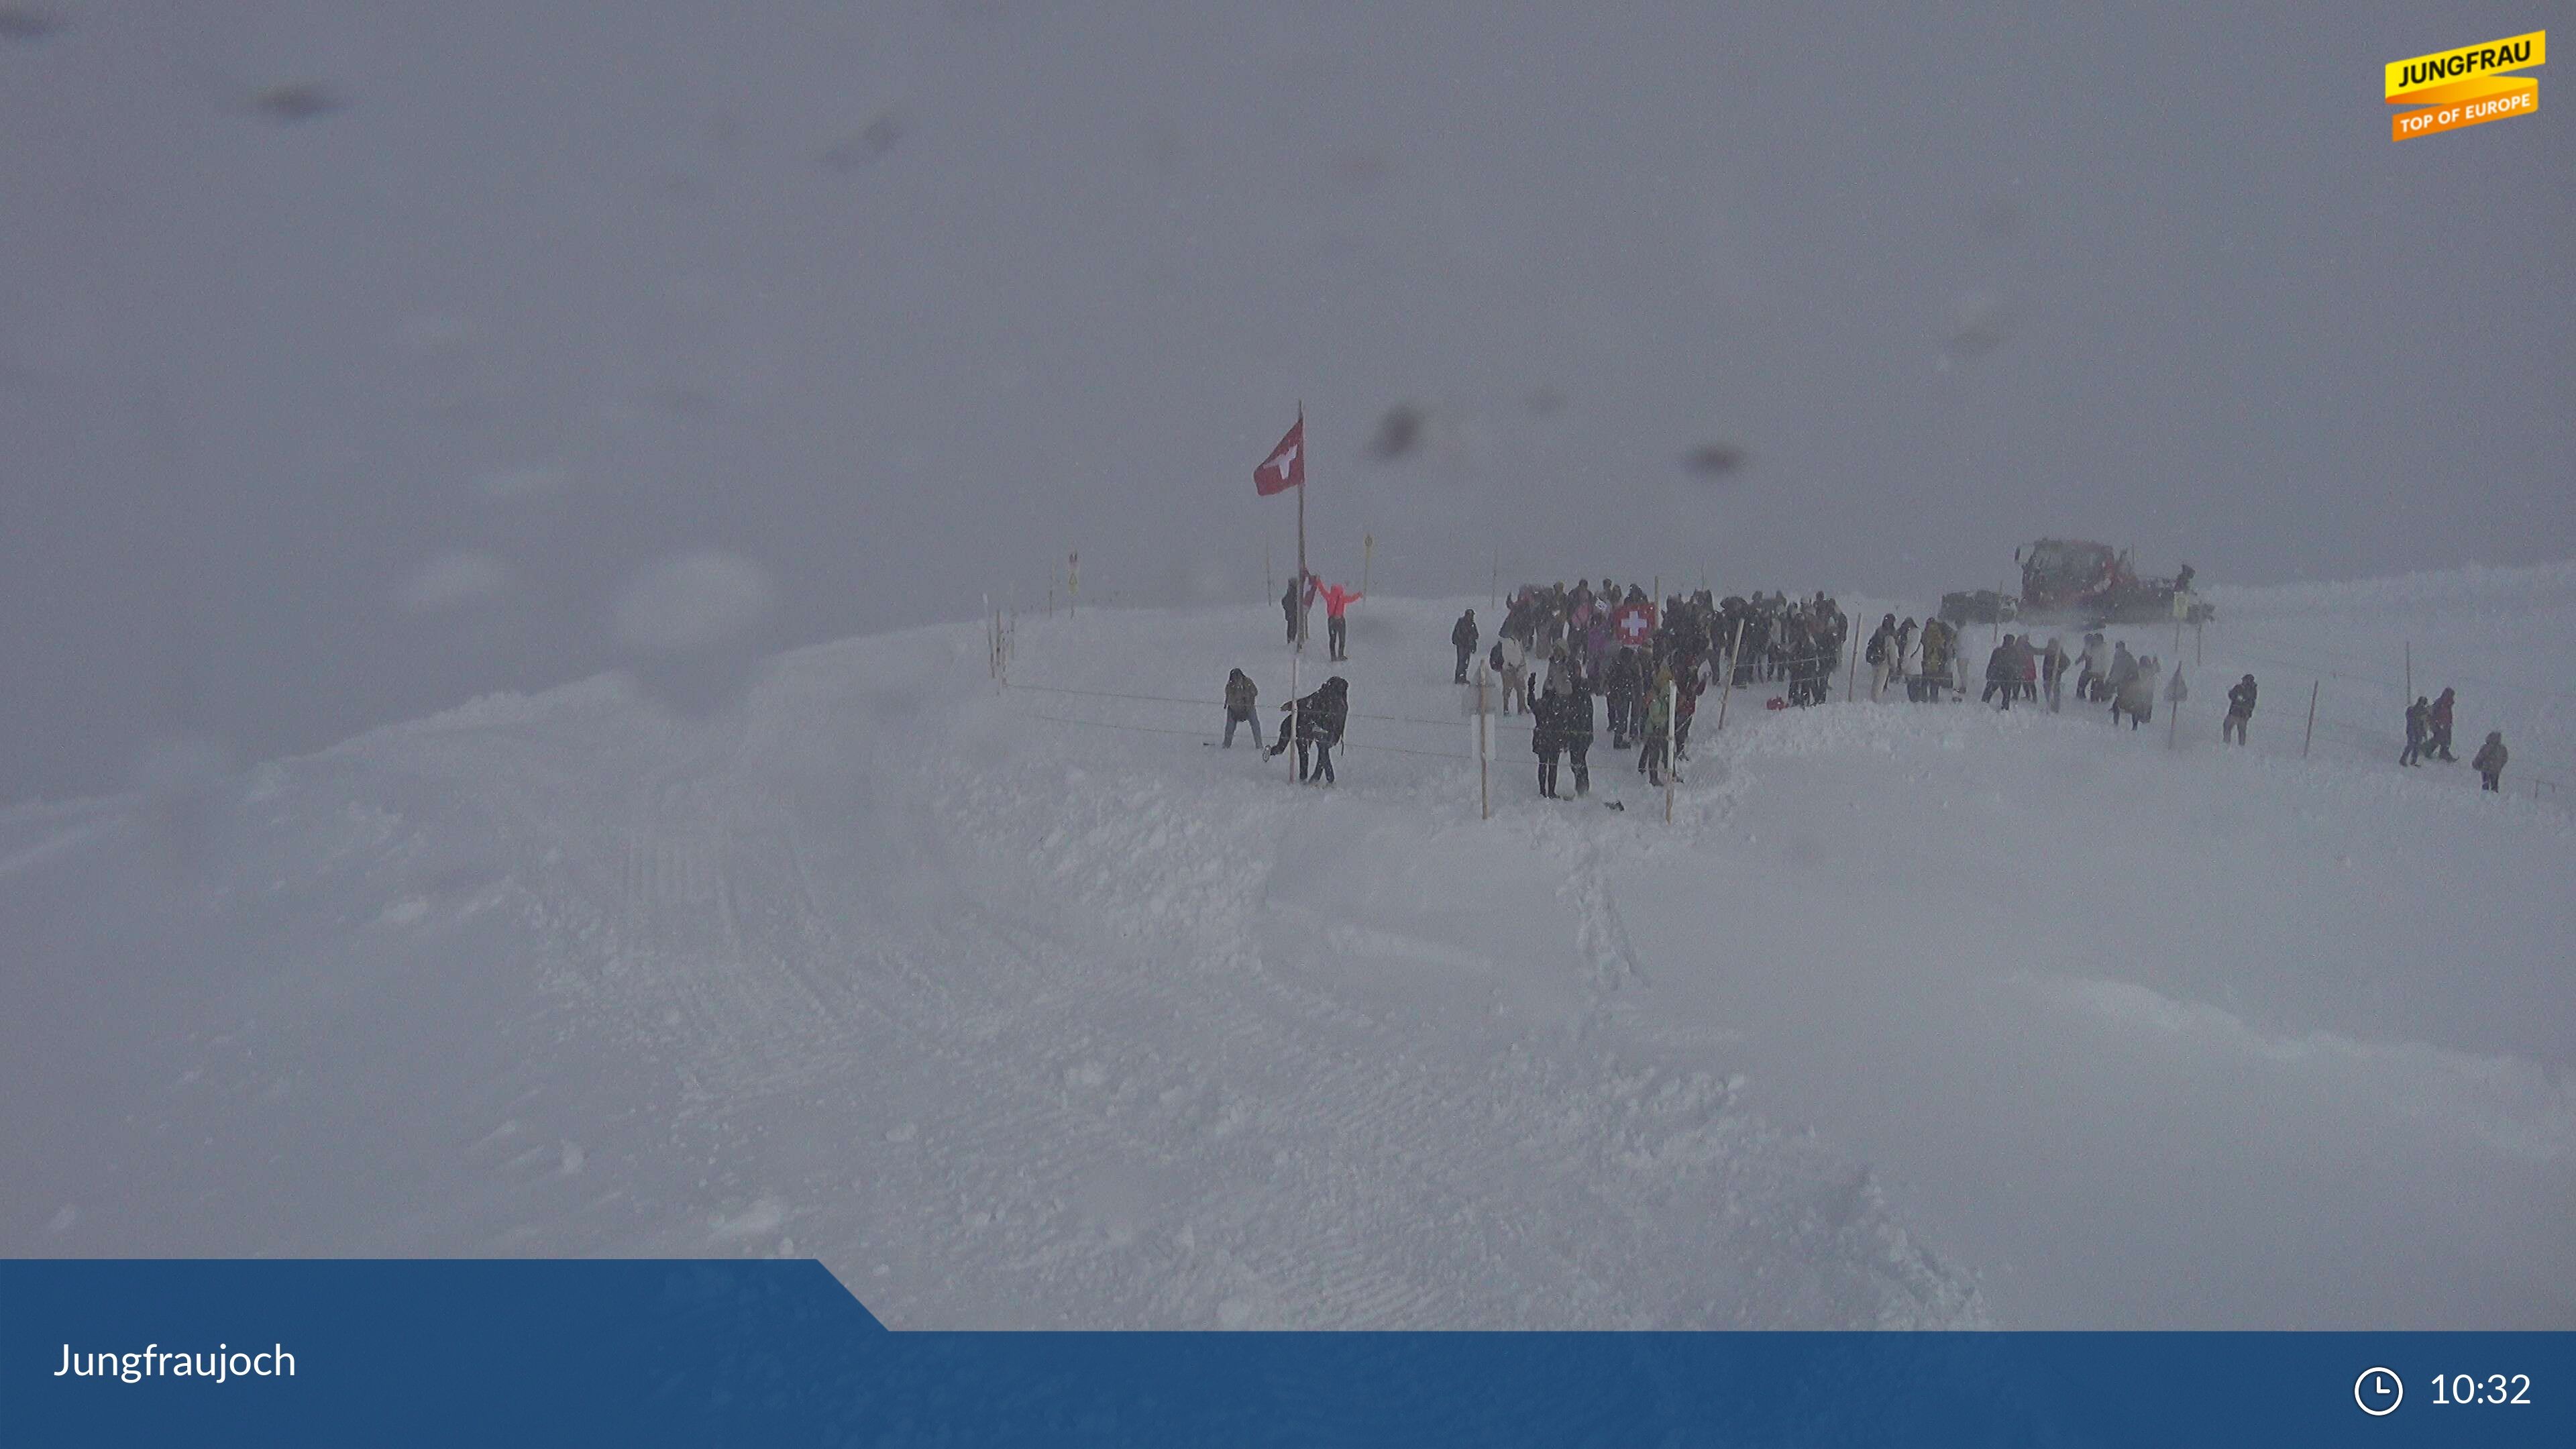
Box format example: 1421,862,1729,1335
2387,31,2544,141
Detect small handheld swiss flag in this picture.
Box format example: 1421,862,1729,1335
1254,413,1303,496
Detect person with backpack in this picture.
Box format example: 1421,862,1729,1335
1451,608,1479,684
2473,731,2508,792
1270,676,1349,784
2400,696,2430,766
2222,674,2256,745
1866,613,1896,700
1222,668,1258,747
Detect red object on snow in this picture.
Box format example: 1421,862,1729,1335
1765,696,1788,710
1255,415,1304,496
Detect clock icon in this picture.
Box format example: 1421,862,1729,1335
2355,1366,2404,1416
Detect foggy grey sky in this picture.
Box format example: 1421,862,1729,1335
2,1,2567,802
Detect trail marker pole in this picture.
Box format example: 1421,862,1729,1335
2302,681,2319,759
1266,542,1273,601
1715,621,1741,733
1845,635,1859,702
1069,551,1079,619
2404,640,2412,702
1477,665,1491,820
1664,678,1678,824
1362,533,1373,596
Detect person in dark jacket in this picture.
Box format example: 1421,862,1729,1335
1222,668,1258,747
1605,647,1640,748
2473,730,2507,791
1532,682,1565,798
2427,687,2458,761
1560,667,1595,796
2400,696,2430,766
2222,674,2255,745
1981,635,2021,710
1281,574,1303,644
1452,609,1479,684
1269,675,1349,784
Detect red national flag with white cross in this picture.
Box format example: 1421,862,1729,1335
1254,414,1303,496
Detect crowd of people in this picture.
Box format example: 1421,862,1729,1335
1224,574,2519,800
1456,580,1858,794
2404,686,2510,790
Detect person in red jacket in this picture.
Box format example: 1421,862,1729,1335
1313,580,1364,661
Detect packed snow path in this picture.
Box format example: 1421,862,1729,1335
6,564,2572,1328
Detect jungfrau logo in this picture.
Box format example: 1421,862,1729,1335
2386,30,2544,141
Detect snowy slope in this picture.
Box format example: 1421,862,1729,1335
4,563,2571,1328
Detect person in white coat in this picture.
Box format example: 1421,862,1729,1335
1495,635,1527,716
2076,632,2110,702
1542,642,1578,700
1898,621,1925,702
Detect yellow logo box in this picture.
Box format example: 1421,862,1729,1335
2385,31,2542,98
2386,30,2543,141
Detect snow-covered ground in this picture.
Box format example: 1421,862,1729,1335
5,562,2571,1328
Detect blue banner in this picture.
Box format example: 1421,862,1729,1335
5,1260,2569,1445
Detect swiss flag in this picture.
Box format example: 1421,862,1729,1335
1254,415,1303,496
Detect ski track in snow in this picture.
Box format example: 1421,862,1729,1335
5,568,2573,1328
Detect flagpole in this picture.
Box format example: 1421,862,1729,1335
1292,403,1306,777
1295,402,1307,653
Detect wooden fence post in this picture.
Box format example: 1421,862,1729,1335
2302,680,2319,759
